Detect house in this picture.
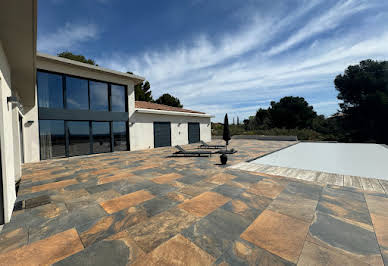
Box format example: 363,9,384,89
0,1,212,225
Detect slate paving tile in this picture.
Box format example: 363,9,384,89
214,238,295,266
140,195,179,217
182,208,250,258
0,229,84,266
0,227,29,255
144,182,177,196
205,172,237,185
178,191,230,217
237,191,273,210
177,181,218,197
53,238,130,266
308,211,384,265
176,173,208,185
100,190,155,214
298,241,369,266
151,173,183,184
284,181,323,201
132,234,216,265
77,206,148,248
28,204,107,244
241,210,310,264
268,192,318,223
212,184,245,198
317,186,373,227
126,207,199,253
364,194,388,265
85,180,122,194
247,178,286,199
221,199,264,223
165,191,192,202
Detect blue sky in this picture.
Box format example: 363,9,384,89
38,0,388,121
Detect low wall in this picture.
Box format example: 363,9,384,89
212,135,298,141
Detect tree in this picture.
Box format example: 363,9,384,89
335,59,388,143
58,51,97,65
237,116,240,125
155,93,183,108
254,108,272,129
268,96,317,129
133,80,153,102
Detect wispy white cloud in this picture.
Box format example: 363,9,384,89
95,0,388,121
38,22,99,54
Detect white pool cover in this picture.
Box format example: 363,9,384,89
252,143,388,180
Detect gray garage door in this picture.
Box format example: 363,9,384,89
188,122,200,144
154,122,171,148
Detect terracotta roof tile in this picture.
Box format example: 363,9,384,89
135,101,205,114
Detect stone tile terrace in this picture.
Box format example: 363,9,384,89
0,139,387,265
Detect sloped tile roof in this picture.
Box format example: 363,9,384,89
135,101,205,114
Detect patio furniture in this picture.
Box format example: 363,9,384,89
172,145,214,157
198,140,226,149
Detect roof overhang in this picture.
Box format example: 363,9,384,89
135,108,214,118
0,0,37,107
37,53,145,85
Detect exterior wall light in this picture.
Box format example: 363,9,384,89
7,96,23,112
25,120,34,127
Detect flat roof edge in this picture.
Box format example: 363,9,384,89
37,52,145,83
135,108,213,118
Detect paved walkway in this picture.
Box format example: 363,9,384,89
0,140,386,265
231,162,388,193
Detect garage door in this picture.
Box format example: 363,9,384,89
154,122,171,148
188,122,200,144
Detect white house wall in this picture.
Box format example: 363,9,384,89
22,87,40,163
0,41,17,223
130,112,211,150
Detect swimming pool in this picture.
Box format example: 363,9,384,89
251,143,388,180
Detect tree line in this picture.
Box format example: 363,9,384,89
214,59,388,144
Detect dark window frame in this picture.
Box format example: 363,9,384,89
37,69,128,113
37,69,130,159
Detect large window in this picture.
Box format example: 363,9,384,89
66,77,89,110
90,81,109,111
37,71,63,108
113,122,128,151
37,70,129,159
111,85,126,112
92,122,111,153
68,121,90,156
39,120,66,160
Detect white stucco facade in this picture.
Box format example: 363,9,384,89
0,42,18,223
130,111,211,150
0,1,212,225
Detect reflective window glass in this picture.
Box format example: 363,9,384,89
37,71,63,108
113,122,128,151
66,77,89,110
90,81,108,111
92,122,111,153
68,121,90,156
39,120,65,159
111,85,126,112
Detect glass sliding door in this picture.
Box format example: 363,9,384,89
92,122,111,153
39,120,66,160
113,121,128,151
67,121,91,156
